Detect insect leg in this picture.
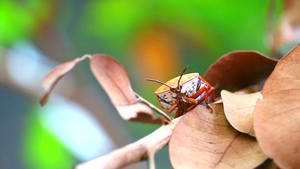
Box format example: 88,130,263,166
186,86,209,111
185,97,198,112
205,87,216,102
184,97,198,104
167,102,179,114
204,87,217,112
192,85,208,99
208,87,216,101
187,103,198,111
174,105,183,118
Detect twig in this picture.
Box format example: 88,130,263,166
135,93,173,122
75,118,180,169
148,148,156,169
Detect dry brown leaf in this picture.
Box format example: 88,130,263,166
253,44,300,168
221,90,262,137
40,55,90,106
204,51,277,97
90,54,163,124
169,104,267,169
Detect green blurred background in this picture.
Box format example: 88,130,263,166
1,0,299,168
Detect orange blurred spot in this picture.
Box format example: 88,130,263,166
133,28,181,81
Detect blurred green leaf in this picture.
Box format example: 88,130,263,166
22,110,76,169
0,0,50,45
86,0,275,56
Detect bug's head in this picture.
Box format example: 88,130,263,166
145,66,189,94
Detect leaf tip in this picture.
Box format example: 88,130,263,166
39,94,48,106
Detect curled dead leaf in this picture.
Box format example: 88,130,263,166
40,55,91,106
40,54,163,124
204,51,277,97
254,44,300,168
169,104,267,169
221,90,262,137
90,54,163,124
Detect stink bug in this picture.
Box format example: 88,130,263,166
146,67,216,118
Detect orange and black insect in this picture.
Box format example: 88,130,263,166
146,67,216,118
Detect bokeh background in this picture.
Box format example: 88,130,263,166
0,0,299,168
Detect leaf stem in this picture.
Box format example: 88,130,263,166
135,93,173,122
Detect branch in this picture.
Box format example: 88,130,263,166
136,93,173,122
75,118,181,169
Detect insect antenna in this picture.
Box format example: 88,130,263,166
145,78,173,88
177,66,189,90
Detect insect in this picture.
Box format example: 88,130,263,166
146,67,216,118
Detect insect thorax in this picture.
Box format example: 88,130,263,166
156,75,208,113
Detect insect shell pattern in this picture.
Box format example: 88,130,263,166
156,73,208,113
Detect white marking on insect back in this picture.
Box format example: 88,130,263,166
159,101,171,110
157,75,201,112
181,76,200,97
157,90,175,110
158,91,176,104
